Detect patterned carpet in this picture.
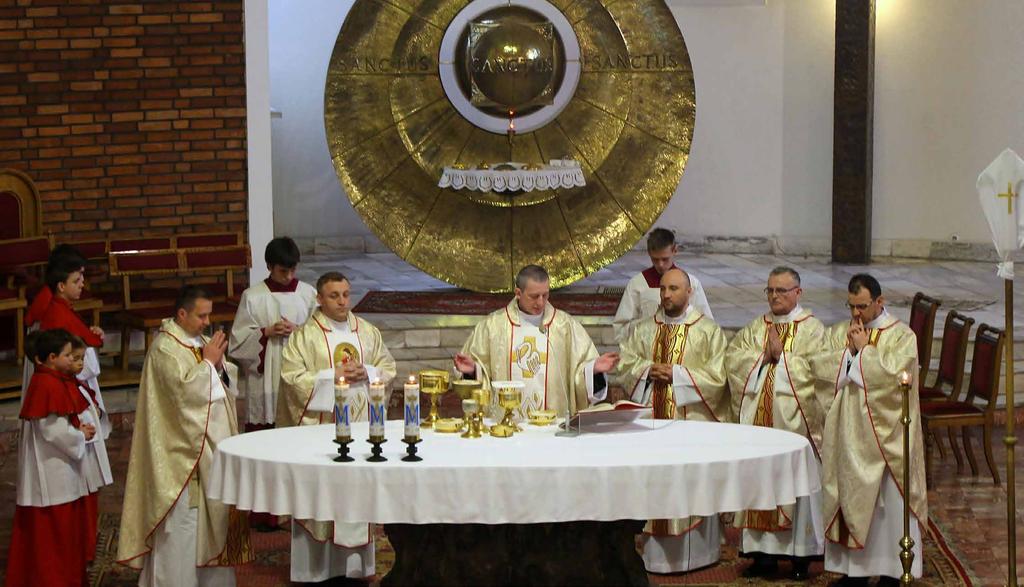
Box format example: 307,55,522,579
351,290,622,316
85,514,970,586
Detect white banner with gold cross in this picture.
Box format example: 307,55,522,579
977,148,1024,278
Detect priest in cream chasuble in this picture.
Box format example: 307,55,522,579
813,274,926,582
117,287,251,586
725,267,826,580
278,272,396,583
454,265,620,420
618,268,729,574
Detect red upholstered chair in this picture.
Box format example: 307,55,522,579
921,323,1004,487
110,249,183,370
0,236,53,364
109,237,173,253
182,245,251,313
909,292,941,384
174,232,242,249
920,311,974,402
0,168,43,239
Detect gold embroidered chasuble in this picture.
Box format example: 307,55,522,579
459,300,599,418
618,307,730,536
726,308,827,532
117,318,252,569
813,314,927,548
278,309,396,545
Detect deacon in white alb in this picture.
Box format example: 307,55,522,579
613,228,712,344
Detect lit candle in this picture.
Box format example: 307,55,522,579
404,375,420,441
334,377,351,441
368,378,387,440
897,371,912,387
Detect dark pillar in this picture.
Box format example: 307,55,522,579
832,0,875,263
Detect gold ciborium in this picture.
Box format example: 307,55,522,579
493,381,524,434
418,369,450,429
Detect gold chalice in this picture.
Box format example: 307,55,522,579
418,369,450,429
454,379,482,431
497,387,523,432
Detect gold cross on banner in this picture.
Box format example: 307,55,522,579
998,182,1018,214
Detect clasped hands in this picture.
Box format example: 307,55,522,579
201,330,228,372
335,361,368,383
846,318,869,353
263,318,296,338
765,327,783,363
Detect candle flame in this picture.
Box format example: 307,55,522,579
408,375,416,384
337,376,346,384
897,371,911,386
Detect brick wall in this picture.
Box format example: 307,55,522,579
0,1,247,243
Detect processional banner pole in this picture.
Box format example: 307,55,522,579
976,148,1024,587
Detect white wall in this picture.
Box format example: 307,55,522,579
873,0,1024,244
268,0,362,241
263,0,1024,253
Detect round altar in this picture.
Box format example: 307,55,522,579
208,419,820,585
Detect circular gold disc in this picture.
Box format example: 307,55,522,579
325,0,695,292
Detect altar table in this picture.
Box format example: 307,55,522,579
208,420,820,585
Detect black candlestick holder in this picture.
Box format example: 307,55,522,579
401,437,422,462
367,436,387,462
333,437,354,462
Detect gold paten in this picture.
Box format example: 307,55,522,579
434,417,465,433
325,0,695,292
528,409,557,426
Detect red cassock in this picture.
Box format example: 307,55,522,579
37,293,103,347
5,367,92,587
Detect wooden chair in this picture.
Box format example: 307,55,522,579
174,231,242,249
920,311,974,402
921,323,1004,486
0,168,43,239
908,292,941,384
0,236,53,363
918,310,974,469
112,245,251,369
110,249,183,370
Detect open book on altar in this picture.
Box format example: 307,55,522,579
566,400,652,429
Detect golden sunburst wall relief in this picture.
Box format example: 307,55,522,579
325,0,695,292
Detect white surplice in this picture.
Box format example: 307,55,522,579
16,413,88,507
613,269,713,343
229,280,318,424
77,383,113,494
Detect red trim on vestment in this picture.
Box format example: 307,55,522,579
117,328,215,568
264,277,298,293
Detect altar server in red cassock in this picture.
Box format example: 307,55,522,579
5,329,96,587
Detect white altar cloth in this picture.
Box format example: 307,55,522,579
207,420,819,526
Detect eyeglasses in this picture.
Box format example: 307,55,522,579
847,302,874,311
764,286,799,297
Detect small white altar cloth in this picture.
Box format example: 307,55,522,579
437,160,586,192
207,420,819,526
